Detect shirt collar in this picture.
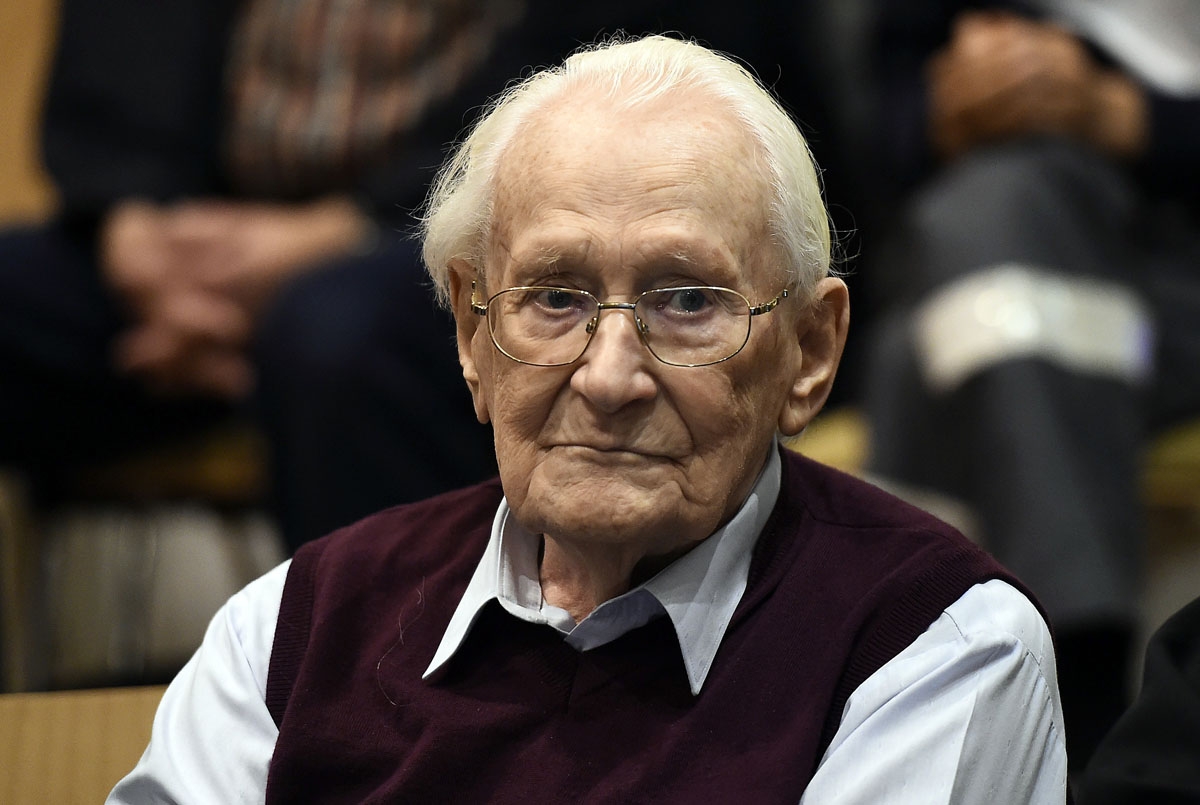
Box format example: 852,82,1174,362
424,444,783,694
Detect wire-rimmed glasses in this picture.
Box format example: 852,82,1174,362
470,281,789,367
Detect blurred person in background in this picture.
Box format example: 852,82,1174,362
860,0,1200,771
1078,592,1200,803
0,0,514,552
0,0,827,552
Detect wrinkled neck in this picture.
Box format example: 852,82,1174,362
538,536,692,622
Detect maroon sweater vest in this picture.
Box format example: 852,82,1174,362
264,449,1029,803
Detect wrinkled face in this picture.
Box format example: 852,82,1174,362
460,92,810,555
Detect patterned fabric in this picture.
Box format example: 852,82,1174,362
223,0,523,197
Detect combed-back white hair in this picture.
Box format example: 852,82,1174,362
420,34,831,306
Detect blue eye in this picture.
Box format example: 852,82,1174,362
543,289,576,310
528,287,589,315
662,287,714,314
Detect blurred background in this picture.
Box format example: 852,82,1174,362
1,0,1198,783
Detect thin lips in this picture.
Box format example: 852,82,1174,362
549,442,677,460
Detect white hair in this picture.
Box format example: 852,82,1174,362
420,34,832,306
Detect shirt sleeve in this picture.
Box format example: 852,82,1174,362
800,578,1068,804
106,559,290,805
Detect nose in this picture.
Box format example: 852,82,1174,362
569,306,658,412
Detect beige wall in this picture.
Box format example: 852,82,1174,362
0,0,60,224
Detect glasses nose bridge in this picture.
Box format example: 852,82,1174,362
588,299,648,336
578,298,653,365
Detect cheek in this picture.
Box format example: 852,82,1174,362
688,362,784,440
492,385,544,442
487,369,565,467
677,362,788,475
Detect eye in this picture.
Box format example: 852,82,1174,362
660,287,715,314
530,286,590,311
674,288,708,313
539,288,580,310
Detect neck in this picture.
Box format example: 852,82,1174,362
539,537,688,622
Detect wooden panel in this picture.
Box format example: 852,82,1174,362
1142,419,1200,510
784,407,868,474
0,684,164,803
0,0,60,223
0,474,41,693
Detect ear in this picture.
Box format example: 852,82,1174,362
448,260,491,424
777,277,850,436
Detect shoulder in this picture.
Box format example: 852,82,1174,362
856,579,1058,705
294,477,505,582
764,453,1042,710
279,476,505,627
780,451,1049,635
809,579,1067,803
267,479,503,722
876,579,1063,753
279,477,505,630
779,448,964,541
774,448,997,594
942,579,1056,671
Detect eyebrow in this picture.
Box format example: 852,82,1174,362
502,247,580,288
519,245,568,265
506,242,586,271
505,236,745,288
641,244,742,287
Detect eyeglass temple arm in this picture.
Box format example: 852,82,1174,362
470,280,488,316
748,288,788,316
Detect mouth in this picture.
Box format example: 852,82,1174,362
548,443,674,463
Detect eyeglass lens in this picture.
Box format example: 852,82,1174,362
486,287,753,366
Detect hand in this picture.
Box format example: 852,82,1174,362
927,12,1146,160
165,197,374,315
101,200,255,398
100,197,372,398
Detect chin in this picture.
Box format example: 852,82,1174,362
513,467,715,547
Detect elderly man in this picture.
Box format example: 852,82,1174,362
110,35,1066,803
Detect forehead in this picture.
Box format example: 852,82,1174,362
488,90,777,288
